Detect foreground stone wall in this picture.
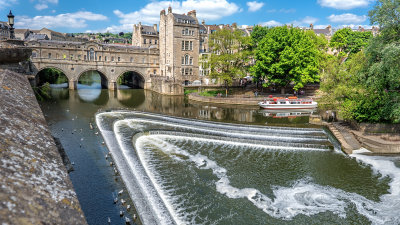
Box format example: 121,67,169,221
0,69,87,224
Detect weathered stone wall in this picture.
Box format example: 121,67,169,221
150,76,184,95
0,69,87,224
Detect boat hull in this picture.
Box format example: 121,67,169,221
258,102,318,110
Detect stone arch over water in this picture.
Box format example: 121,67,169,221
77,70,109,89
116,70,145,89
34,67,69,88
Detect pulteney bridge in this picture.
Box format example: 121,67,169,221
28,40,160,90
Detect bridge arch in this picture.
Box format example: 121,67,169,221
77,69,109,89
116,70,146,89
34,67,70,88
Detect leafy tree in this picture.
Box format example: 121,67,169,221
208,28,252,96
369,0,400,42
250,25,269,48
251,26,320,93
330,28,372,57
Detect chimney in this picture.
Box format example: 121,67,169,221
327,25,332,33
153,24,157,33
188,10,196,18
168,6,172,14
310,23,314,30
160,9,165,15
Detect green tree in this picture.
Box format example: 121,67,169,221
369,0,400,42
209,28,252,96
250,25,269,48
329,28,372,57
251,26,320,93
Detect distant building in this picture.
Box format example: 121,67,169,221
132,22,159,48
0,21,11,40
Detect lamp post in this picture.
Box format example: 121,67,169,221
7,10,15,39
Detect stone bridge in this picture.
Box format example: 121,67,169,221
28,40,160,90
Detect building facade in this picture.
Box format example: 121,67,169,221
159,7,200,84
132,22,159,48
0,21,10,40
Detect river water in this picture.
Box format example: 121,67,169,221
39,81,400,225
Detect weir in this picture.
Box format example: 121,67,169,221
97,111,400,225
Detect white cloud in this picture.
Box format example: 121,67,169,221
267,8,296,13
15,11,107,29
35,4,48,10
328,13,367,24
114,0,240,25
247,1,264,12
290,16,318,27
0,0,18,9
317,0,373,10
33,0,58,11
260,20,282,27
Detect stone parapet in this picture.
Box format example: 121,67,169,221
0,69,87,224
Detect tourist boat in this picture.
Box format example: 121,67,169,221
258,97,317,110
261,109,314,118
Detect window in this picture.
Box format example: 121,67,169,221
89,48,95,61
118,57,121,62
142,58,145,63
84,55,87,60
105,56,107,61
32,52,37,58
189,68,193,75
149,39,152,44
143,39,146,44
190,41,193,50
182,41,185,50
130,57,133,62
155,40,157,44
111,56,114,62
70,54,73,60
153,70,156,75
185,55,189,65
189,57,193,65
78,55,81,60
99,56,101,61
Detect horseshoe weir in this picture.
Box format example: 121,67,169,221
97,111,400,225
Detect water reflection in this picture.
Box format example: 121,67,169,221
47,87,318,127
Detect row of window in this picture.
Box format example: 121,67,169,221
143,39,158,44
182,28,195,36
181,41,193,51
181,68,193,75
35,52,151,63
176,19,195,24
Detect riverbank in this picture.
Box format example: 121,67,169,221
0,69,87,224
311,118,400,154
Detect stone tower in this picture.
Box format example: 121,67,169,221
159,7,200,84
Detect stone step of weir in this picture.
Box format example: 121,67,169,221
332,122,362,150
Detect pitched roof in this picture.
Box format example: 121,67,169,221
0,21,10,29
173,13,197,24
141,25,157,35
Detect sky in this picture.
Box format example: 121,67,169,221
0,0,376,33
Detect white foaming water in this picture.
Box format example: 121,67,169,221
96,111,400,225
137,135,400,225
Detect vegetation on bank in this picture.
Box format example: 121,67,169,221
207,0,399,123
319,0,400,123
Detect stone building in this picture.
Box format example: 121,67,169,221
0,21,10,40
159,7,200,84
132,22,159,48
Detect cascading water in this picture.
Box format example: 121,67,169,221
96,111,400,225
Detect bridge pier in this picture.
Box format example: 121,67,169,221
108,82,117,90
69,80,77,90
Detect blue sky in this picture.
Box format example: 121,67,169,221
0,0,376,33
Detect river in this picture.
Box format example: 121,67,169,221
38,77,400,225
